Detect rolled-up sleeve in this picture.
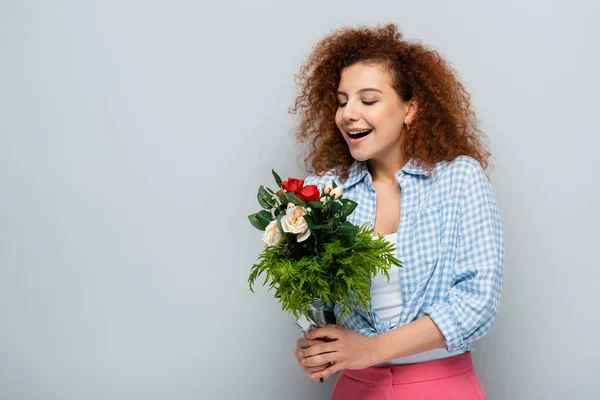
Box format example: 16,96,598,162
424,163,505,352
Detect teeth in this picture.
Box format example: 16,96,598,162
348,130,371,136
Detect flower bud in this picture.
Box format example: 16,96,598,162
330,186,343,199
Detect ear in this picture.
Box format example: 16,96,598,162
404,98,418,125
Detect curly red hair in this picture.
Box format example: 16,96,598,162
289,23,491,181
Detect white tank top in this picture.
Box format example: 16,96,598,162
370,232,403,323
370,232,466,365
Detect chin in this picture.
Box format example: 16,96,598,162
348,149,371,162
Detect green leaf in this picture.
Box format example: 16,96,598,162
308,201,323,210
337,222,359,245
307,202,323,226
303,214,315,229
329,199,343,218
340,199,358,218
272,170,283,187
256,210,273,225
257,186,272,209
311,224,331,230
283,192,307,206
248,213,269,230
276,212,285,234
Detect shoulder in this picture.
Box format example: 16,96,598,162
440,156,500,220
430,156,496,209
439,155,485,179
435,155,489,191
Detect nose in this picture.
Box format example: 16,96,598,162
341,99,360,123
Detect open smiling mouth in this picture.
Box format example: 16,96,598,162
347,129,373,139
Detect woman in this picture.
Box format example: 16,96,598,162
290,24,504,399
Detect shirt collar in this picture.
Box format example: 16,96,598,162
341,159,432,189
402,159,434,177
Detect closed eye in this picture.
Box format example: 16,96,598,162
337,101,378,108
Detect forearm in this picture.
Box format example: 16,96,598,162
368,315,446,365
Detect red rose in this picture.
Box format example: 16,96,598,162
297,185,320,203
281,178,304,194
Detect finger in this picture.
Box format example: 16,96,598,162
301,341,339,358
300,363,329,374
296,338,324,352
310,361,341,381
302,339,325,349
296,337,309,348
298,357,329,369
307,326,337,341
295,339,306,360
295,341,327,361
305,364,328,372
295,340,324,359
302,351,337,368
297,337,325,348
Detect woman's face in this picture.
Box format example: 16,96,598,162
335,62,411,162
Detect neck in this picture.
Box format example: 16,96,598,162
367,148,408,185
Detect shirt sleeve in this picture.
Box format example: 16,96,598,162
423,162,505,352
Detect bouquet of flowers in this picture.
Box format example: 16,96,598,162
248,170,403,340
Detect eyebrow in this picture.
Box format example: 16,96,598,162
336,88,384,96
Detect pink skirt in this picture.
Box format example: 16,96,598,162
331,352,486,400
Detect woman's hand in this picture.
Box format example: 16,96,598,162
294,337,330,378
298,325,379,381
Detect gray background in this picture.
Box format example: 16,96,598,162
2,0,599,399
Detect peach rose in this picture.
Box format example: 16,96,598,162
262,220,283,246
281,205,311,242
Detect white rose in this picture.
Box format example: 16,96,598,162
297,228,311,242
262,220,283,246
281,205,311,242
330,186,343,199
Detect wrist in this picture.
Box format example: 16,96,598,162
367,335,386,366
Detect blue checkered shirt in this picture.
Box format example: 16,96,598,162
303,155,504,353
